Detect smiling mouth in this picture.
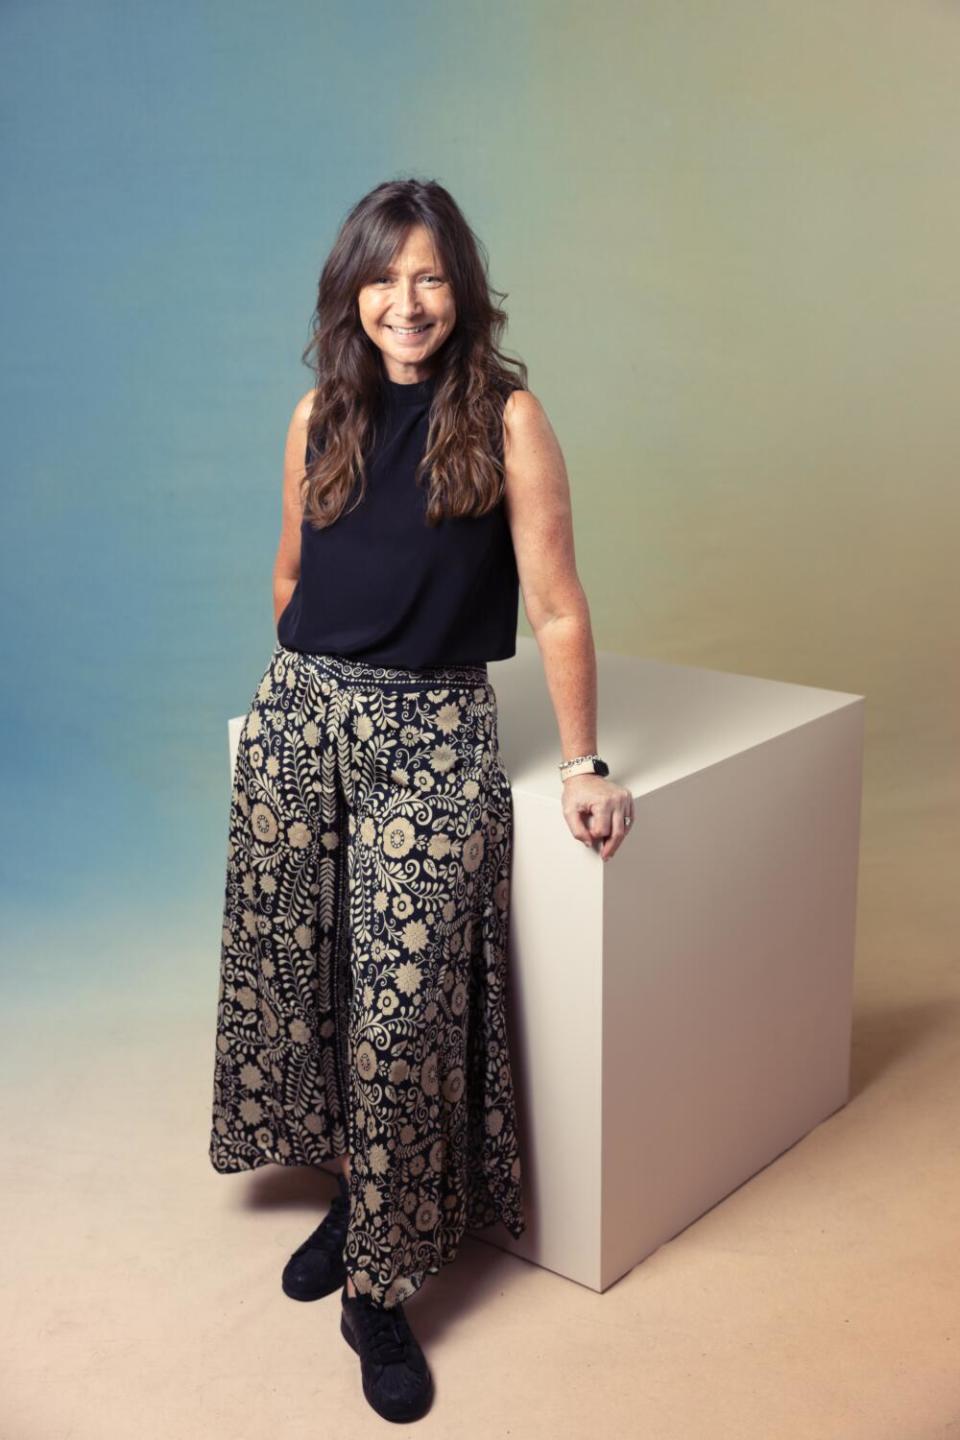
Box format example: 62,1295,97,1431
385,324,433,334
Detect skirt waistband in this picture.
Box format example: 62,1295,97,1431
275,642,489,690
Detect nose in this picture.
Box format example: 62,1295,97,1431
395,277,423,317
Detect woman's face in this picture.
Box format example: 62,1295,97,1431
357,222,457,383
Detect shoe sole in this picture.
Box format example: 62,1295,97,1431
340,1309,434,1423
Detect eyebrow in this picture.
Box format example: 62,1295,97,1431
379,265,442,274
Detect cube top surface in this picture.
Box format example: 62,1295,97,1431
488,637,863,798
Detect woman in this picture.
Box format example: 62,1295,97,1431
208,178,634,1423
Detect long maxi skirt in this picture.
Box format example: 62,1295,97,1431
208,640,526,1309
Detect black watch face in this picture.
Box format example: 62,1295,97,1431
595,759,609,776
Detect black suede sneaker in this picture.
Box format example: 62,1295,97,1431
281,1170,349,1301
340,1283,434,1423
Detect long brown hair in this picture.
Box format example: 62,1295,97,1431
299,178,528,530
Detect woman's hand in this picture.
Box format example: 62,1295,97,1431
561,775,635,861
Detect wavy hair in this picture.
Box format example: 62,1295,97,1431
299,178,528,530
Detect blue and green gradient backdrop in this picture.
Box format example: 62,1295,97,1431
3,1,957,1004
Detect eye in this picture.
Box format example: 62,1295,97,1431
371,274,445,285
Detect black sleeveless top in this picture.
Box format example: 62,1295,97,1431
276,372,520,670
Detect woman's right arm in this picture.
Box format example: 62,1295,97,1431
273,389,316,627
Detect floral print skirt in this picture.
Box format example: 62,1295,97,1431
208,641,526,1308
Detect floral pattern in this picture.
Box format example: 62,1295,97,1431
209,642,526,1308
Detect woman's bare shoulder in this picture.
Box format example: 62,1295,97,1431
284,388,317,454
281,389,318,476
292,387,317,425
503,387,556,448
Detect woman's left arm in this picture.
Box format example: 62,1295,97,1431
501,390,634,861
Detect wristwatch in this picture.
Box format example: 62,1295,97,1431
559,752,610,780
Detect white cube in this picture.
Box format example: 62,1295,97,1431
474,637,864,1294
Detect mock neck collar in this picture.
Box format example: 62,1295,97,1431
381,369,438,408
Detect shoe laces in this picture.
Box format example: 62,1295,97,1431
324,1181,350,1237
329,1194,348,1231
356,1298,415,1367
296,1179,349,1253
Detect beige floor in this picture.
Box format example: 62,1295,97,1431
4,796,958,1440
